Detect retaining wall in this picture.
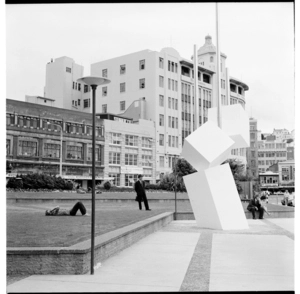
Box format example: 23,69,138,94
7,212,174,275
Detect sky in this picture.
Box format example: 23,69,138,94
4,2,295,134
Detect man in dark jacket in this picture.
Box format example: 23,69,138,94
247,193,264,219
134,174,151,211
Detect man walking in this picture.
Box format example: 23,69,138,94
134,174,151,211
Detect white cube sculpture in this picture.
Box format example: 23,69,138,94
208,104,249,149
181,106,249,230
184,164,248,230
181,121,235,171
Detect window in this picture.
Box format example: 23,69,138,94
19,140,37,156
125,154,138,166
44,143,60,158
109,173,121,186
125,174,138,187
102,69,107,77
159,134,164,146
109,152,121,164
168,97,171,108
203,74,210,84
125,135,138,146
141,155,152,167
78,99,81,106
176,118,178,129
210,56,214,62
238,87,243,95
230,84,237,92
159,156,164,167
120,64,126,74
6,139,10,155
168,78,171,90
141,137,152,148
120,101,126,111
120,82,126,93
102,86,107,96
110,133,122,144
159,76,164,87
168,116,171,128
139,59,145,70
84,85,89,93
139,78,145,89
84,99,90,108
159,57,164,69
159,95,164,107
102,104,107,113
66,67,71,73
159,114,164,126
66,144,83,160
88,147,100,161
78,83,81,91
168,135,171,147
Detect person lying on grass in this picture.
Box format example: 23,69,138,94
45,201,89,216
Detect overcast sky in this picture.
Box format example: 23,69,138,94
5,2,295,133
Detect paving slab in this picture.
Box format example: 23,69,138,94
7,231,200,293
209,233,294,291
267,218,294,234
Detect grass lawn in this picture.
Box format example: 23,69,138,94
7,200,192,247
7,192,292,248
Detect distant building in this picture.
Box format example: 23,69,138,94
6,99,156,187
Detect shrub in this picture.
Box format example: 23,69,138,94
103,181,111,190
7,178,23,189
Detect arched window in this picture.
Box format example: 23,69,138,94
210,56,214,62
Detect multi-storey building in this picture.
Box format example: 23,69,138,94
26,35,250,176
247,117,259,177
6,99,156,187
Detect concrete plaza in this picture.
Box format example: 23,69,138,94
7,218,294,292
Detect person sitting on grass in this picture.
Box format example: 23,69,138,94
45,201,89,216
247,193,265,219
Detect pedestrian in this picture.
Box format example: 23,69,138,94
45,201,89,216
134,174,151,211
247,193,265,219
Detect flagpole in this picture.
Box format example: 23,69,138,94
216,2,222,129
194,44,200,128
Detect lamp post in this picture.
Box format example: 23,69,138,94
174,155,179,220
77,76,110,275
47,122,63,177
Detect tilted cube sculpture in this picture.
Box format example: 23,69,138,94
181,104,249,230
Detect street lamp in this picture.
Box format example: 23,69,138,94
47,122,63,177
77,76,110,275
174,155,179,220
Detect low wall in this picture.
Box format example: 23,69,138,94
7,212,174,275
176,210,294,220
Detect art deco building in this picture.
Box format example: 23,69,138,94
28,35,250,177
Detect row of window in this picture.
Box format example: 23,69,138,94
258,152,287,157
230,84,244,95
102,58,178,79
168,78,178,91
108,152,153,167
258,143,286,149
6,138,101,161
108,133,153,148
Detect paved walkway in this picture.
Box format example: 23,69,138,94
7,218,294,293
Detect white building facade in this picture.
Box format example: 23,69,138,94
40,36,249,178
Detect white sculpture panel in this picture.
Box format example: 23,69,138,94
181,121,235,171
184,164,248,230
208,104,249,149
